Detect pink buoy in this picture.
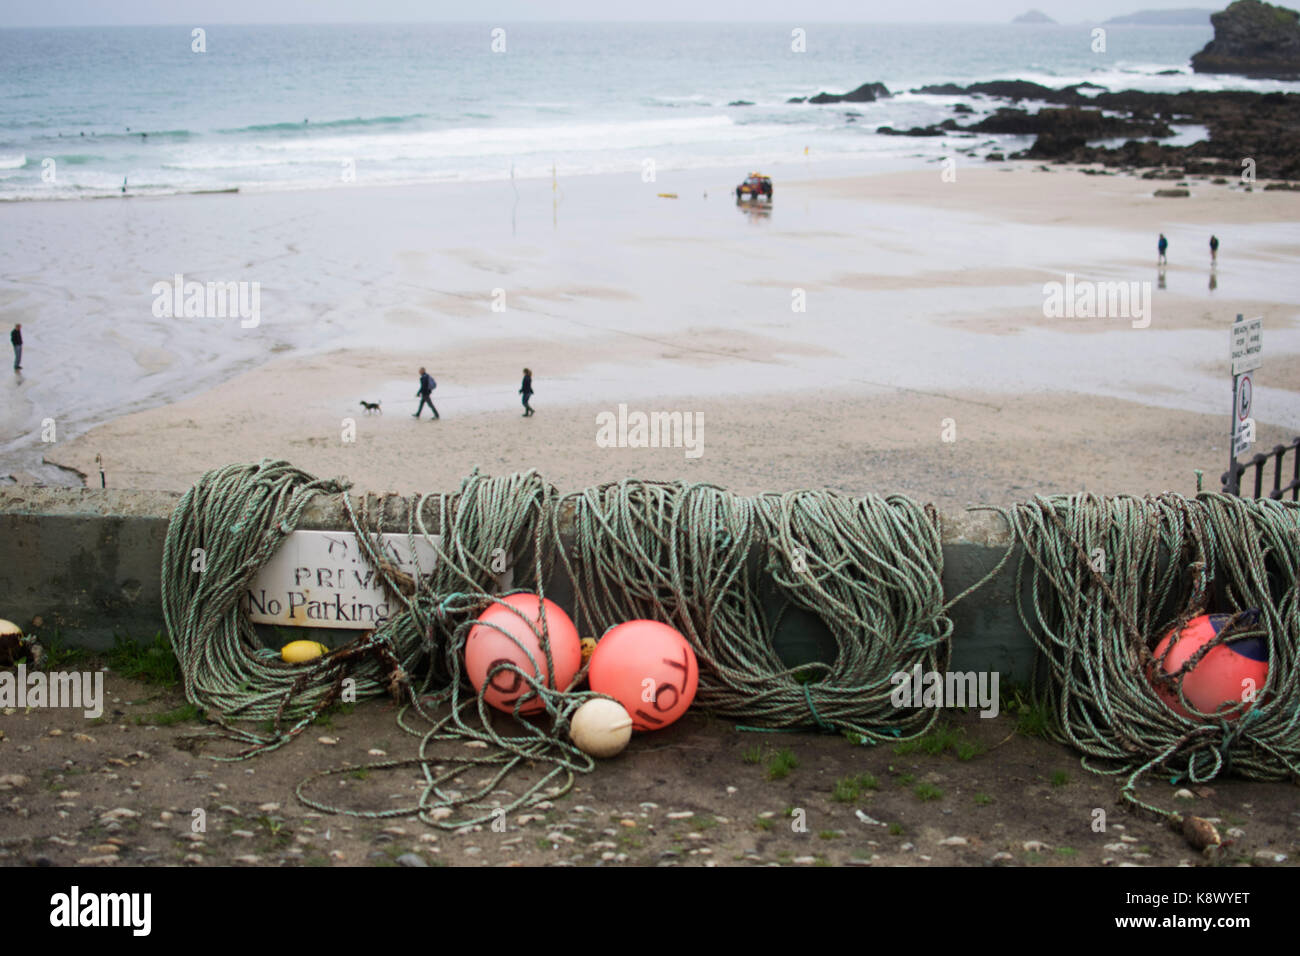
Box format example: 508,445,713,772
465,595,581,714
588,620,698,731
1148,613,1268,720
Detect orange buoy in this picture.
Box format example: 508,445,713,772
588,620,698,731
1148,613,1268,720
465,595,581,714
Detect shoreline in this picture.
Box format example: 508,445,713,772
5,160,1300,494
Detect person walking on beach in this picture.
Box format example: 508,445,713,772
1210,234,1219,264
10,324,21,371
1158,233,1168,265
413,366,439,419
519,367,534,417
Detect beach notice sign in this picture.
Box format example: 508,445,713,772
241,530,440,630
1231,317,1262,375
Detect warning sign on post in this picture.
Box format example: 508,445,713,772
1236,373,1253,422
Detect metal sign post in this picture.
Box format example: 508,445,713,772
1229,314,1263,475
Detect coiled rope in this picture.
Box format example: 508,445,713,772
992,492,1300,819
162,460,954,825
555,480,952,740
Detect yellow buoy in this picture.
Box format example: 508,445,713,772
657,192,678,199
569,698,633,758
280,640,329,663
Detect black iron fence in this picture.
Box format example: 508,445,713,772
1221,437,1300,500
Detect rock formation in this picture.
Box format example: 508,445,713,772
1191,0,1300,77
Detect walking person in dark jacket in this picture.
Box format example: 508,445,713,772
412,366,439,419
519,367,534,417
1210,234,1219,264
10,324,21,371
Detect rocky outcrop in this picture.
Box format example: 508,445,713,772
786,72,1300,179
876,125,946,136
1191,0,1300,78
1018,89,1300,179
806,82,890,104
1012,9,1056,22
888,80,1300,180
964,106,1174,139
911,80,1104,102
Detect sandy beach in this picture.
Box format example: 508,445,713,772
4,159,1299,502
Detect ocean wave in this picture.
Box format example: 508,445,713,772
0,154,26,169
218,113,428,135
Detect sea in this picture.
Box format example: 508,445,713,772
2,21,1298,201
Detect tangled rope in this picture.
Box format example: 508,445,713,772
994,492,1300,819
162,460,954,825
555,480,952,740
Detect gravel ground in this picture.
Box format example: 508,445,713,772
1,668,1297,869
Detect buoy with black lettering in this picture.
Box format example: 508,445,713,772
588,620,698,731
465,594,581,714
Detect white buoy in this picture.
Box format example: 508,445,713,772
570,698,634,758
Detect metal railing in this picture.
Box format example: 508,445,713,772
1221,437,1300,500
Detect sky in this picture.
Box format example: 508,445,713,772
0,0,1232,28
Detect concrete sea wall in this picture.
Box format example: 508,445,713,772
0,489,1035,679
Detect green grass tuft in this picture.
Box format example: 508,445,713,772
766,748,798,780
107,631,181,685
831,772,879,803
135,702,201,726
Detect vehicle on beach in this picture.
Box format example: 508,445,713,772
735,173,772,202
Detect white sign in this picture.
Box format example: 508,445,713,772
1230,317,1262,375
1233,418,1256,458
242,530,441,630
1235,373,1253,422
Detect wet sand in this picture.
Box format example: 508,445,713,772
2,160,1298,498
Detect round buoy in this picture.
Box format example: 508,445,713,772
1148,613,1268,719
465,595,581,714
569,698,633,758
0,618,25,667
588,620,698,731
280,640,329,663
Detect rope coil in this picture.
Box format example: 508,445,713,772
992,492,1300,818
162,461,954,825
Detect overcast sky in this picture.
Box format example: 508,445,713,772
0,0,1229,28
